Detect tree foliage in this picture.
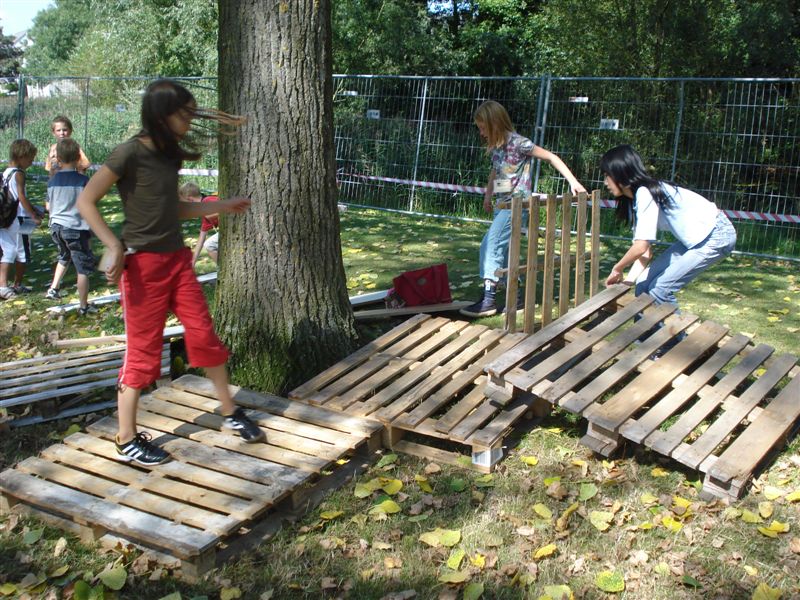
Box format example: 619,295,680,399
0,26,23,76
19,0,800,77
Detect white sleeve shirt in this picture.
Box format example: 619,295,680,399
633,184,719,248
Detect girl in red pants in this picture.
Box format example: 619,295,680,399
78,79,263,465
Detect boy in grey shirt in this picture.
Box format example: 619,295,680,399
45,138,96,315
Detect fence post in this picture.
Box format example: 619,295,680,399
533,75,552,193
409,77,429,212
16,74,25,139
83,77,91,149
670,80,685,180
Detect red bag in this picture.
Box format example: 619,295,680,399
392,264,452,307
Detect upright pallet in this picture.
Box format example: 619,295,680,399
0,375,382,580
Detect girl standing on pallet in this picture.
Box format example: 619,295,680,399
460,100,586,318
601,143,736,313
77,79,264,466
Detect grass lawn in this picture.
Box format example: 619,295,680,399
0,185,799,600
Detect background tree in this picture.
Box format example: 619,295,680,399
22,0,93,75
0,27,22,76
216,0,358,392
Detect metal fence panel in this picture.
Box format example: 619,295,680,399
1,74,797,259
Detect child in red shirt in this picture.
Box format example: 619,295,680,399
179,182,219,267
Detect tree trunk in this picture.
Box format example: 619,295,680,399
216,0,357,393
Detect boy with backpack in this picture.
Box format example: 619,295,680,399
44,138,96,315
1,139,39,300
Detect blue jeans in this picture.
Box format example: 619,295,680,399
479,207,528,282
636,212,737,309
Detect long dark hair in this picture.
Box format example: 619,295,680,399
600,144,672,223
139,79,245,165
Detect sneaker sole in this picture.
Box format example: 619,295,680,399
222,422,266,443
115,451,171,466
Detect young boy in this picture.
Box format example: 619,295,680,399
179,182,219,267
45,138,96,315
1,139,39,300
45,116,91,178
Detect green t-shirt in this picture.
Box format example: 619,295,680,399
104,137,184,253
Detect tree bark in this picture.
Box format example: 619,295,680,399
216,0,357,393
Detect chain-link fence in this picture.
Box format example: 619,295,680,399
2,75,798,260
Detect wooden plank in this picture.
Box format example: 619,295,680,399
485,283,631,379
507,293,655,393
402,334,524,433
589,190,601,297
84,421,309,490
1,377,121,409
541,195,557,326
172,375,381,437
288,313,430,399
378,327,501,424
645,343,776,456
559,312,698,414
52,326,184,349
433,383,490,436
585,320,730,431
17,456,240,535
558,192,572,317
349,289,390,307
705,374,800,484
138,395,343,461
352,324,489,418
467,391,540,447
0,344,127,372
353,302,472,320
504,194,523,332
0,349,125,379
2,357,124,389
523,194,540,334
620,334,751,443
390,439,481,472
672,353,797,470
152,387,356,449
325,320,470,411
0,469,217,558
574,192,587,307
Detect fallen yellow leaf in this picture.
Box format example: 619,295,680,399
768,520,789,533
640,492,659,505
752,581,783,600
742,509,764,524
759,502,773,519
651,467,669,477
589,511,614,532
533,503,553,520
520,455,539,466
662,515,683,532
533,543,558,560
757,527,778,538
763,486,785,501
785,490,800,503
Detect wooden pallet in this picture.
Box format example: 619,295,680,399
0,343,170,414
0,375,382,580
290,313,532,472
483,287,800,501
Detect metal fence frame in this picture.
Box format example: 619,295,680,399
2,74,798,261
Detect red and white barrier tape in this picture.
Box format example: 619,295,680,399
14,161,799,223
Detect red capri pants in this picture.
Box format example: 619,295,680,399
119,247,229,389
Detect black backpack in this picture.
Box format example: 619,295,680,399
0,168,20,229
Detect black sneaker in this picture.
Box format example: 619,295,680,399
78,304,98,316
460,295,498,318
223,407,265,443
45,288,62,300
116,432,170,465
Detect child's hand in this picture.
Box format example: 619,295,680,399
605,268,624,287
572,183,587,195
220,197,251,214
100,245,124,285
483,196,493,213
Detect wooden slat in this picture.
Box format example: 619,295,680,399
560,312,698,414
288,313,430,399
589,190,601,296
85,420,309,490
506,293,655,393
172,375,381,437
558,192,572,317
1,377,121,409
541,195,557,326
0,348,125,378
467,390,540,447
672,353,798,470
1,357,124,389
378,328,500,424
17,456,240,535
620,334,751,443
645,343,775,455
353,302,472,320
486,283,631,378
0,470,216,558
433,382,491,436
574,192,587,307
352,324,489,418
585,320,730,431
0,344,127,372
504,194,523,332
523,194,540,334
706,374,800,484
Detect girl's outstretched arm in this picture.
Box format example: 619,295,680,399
178,196,251,219
76,166,123,284
531,146,586,194
606,239,651,286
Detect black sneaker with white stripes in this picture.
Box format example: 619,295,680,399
222,407,265,443
115,432,170,465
